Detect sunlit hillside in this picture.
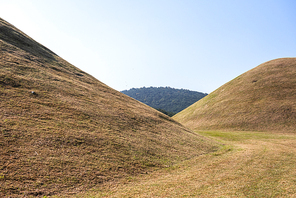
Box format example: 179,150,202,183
174,58,296,132
0,18,217,197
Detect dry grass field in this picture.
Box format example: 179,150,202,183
2,17,296,198
85,130,296,197
174,58,296,132
0,18,217,197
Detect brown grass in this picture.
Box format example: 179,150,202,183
88,131,296,197
0,18,217,197
174,58,296,132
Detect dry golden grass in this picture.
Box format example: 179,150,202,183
0,18,217,197
174,58,296,132
87,131,296,197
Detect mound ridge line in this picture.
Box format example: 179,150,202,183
0,18,218,197
174,58,296,132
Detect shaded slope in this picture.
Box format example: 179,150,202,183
0,18,217,197
174,58,296,132
121,87,207,115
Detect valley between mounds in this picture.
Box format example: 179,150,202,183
2,17,296,197
78,130,296,197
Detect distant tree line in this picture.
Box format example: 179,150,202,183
155,108,176,117
121,86,207,116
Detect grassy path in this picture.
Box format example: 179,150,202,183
79,131,296,197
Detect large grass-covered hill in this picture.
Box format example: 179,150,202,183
0,18,217,197
174,58,296,132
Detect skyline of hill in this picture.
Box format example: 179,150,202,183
121,86,207,116
3,15,296,197
0,18,217,197
174,58,296,132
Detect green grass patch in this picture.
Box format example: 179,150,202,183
196,130,292,142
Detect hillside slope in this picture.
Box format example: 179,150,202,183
0,18,217,197
174,58,296,132
121,87,207,115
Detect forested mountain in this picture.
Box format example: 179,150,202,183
121,87,207,116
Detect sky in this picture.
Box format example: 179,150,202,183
1,0,296,93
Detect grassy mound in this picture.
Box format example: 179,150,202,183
174,58,296,132
0,18,217,197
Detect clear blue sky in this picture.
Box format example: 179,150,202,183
1,0,296,93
